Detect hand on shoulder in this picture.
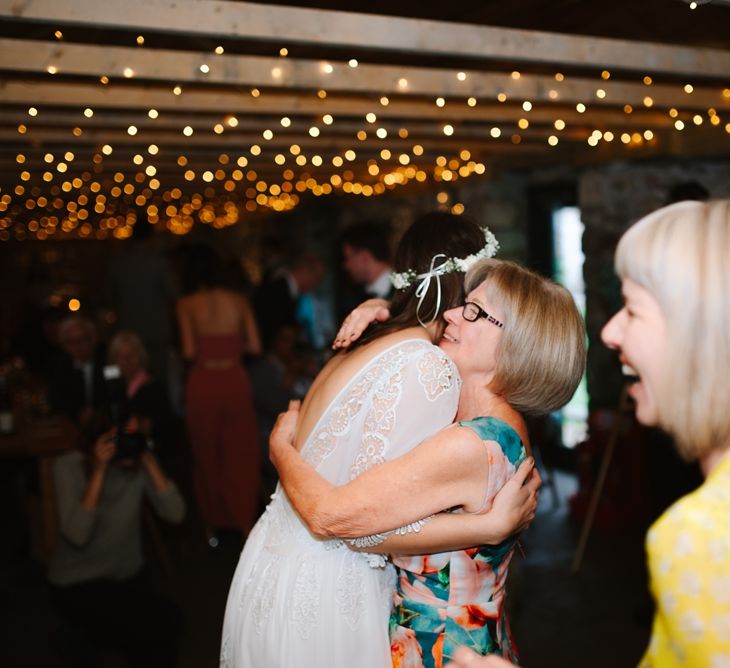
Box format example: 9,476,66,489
333,299,391,349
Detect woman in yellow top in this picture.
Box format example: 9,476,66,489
601,199,730,667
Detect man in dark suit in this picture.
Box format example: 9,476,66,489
48,316,109,427
253,253,324,351
338,222,393,322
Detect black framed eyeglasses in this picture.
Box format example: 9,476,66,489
462,301,504,328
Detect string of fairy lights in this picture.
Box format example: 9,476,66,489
1,30,729,241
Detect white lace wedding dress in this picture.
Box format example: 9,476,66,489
220,338,461,668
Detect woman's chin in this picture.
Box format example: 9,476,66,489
629,385,658,426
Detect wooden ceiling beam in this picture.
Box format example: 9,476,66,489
4,0,730,79
2,39,727,110
0,127,568,150
0,81,682,128
0,105,674,133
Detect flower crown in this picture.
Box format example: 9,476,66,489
389,226,500,290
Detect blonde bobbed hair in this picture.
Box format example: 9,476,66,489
464,259,586,416
614,199,730,461
108,330,149,371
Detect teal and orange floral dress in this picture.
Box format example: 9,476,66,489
389,416,526,668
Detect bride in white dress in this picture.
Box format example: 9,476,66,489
220,214,534,668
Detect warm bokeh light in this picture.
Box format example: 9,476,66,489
3,24,724,243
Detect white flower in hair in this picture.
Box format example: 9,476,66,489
453,228,499,272
389,226,499,290
390,271,416,290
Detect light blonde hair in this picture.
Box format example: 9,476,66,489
614,199,730,460
464,259,586,415
108,330,149,371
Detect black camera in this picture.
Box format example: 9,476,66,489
103,365,152,461
114,430,150,460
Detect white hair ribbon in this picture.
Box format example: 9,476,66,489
414,253,450,327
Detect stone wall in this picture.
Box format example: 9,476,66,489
579,159,730,409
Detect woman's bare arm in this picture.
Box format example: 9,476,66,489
271,402,494,539
349,461,540,555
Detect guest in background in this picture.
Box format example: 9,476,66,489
225,255,256,299
339,221,393,320
105,211,178,389
108,330,176,458
48,422,185,667
253,250,325,350
48,316,108,428
176,244,261,544
248,323,317,506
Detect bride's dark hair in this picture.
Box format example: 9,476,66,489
349,211,487,350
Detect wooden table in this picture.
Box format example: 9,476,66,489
0,413,78,559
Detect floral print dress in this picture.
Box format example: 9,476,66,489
390,416,526,668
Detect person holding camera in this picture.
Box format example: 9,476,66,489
47,419,185,667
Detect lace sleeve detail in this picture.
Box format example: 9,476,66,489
346,515,434,549
349,342,460,479
417,348,460,401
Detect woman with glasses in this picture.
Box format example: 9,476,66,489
221,214,543,668
270,258,586,666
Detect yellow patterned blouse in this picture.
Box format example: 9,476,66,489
640,453,730,668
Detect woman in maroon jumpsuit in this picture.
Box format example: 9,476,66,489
176,245,262,541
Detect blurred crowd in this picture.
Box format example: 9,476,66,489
0,215,395,667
